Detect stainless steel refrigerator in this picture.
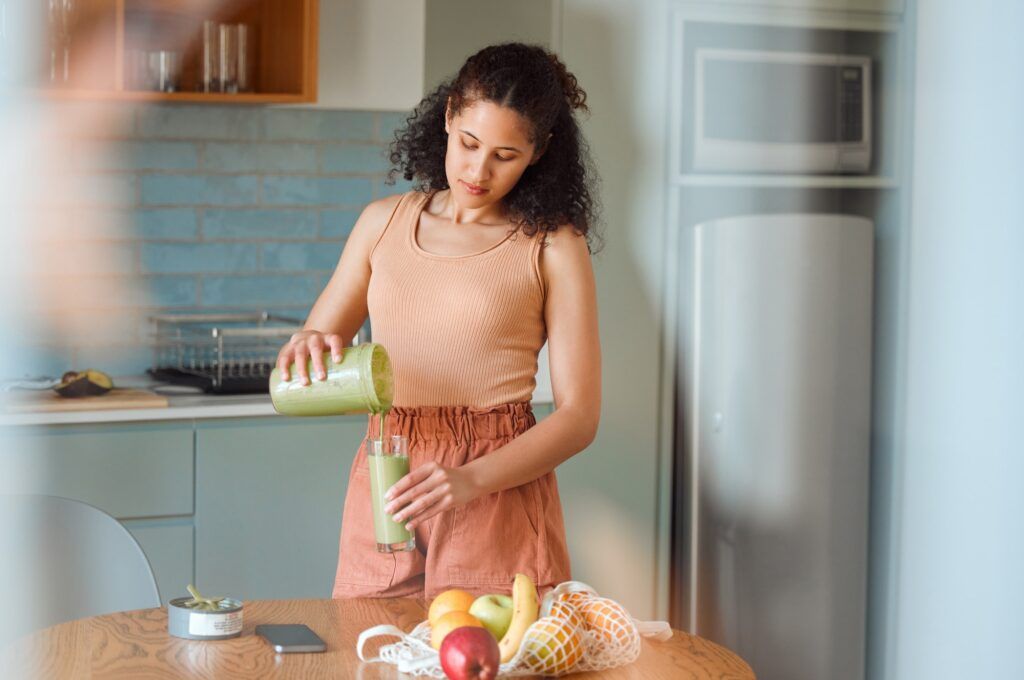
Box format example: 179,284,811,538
671,213,873,680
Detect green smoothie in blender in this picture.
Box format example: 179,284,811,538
268,343,393,416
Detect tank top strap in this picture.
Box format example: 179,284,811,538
528,229,548,299
369,191,431,264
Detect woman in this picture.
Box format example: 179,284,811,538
275,43,601,599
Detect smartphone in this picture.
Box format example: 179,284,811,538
255,624,327,653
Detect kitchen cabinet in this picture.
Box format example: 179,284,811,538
2,415,359,605
38,0,318,103
194,416,364,600
3,402,559,605
193,406,556,600
0,422,195,605
313,0,557,110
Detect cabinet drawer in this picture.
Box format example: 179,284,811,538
2,423,193,519
195,416,365,600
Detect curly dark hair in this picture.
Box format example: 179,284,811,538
386,42,602,251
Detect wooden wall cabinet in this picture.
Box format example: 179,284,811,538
39,0,318,104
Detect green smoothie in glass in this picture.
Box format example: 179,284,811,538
368,435,415,552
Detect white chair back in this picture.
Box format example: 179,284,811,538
0,494,160,640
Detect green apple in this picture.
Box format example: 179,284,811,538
468,594,514,641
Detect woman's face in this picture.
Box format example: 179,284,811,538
444,100,539,210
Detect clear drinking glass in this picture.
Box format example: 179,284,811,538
46,0,60,82
367,435,415,553
236,24,251,92
149,50,180,93
201,20,219,92
46,0,75,83
218,23,238,93
59,0,75,82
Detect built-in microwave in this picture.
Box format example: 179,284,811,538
693,48,872,174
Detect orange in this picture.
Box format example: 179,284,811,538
519,615,584,674
577,596,636,647
548,598,586,633
430,610,485,650
554,591,592,610
428,589,477,627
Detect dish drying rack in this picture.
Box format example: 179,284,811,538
148,312,302,394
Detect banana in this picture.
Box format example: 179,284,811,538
498,572,540,663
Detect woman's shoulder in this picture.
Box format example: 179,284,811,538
358,192,406,229
538,225,590,254
348,192,420,251
537,225,594,291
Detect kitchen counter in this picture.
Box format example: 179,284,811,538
0,375,555,427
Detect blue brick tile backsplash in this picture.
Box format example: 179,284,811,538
263,109,375,142
137,208,200,239
20,104,411,378
81,141,200,171
141,173,261,206
262,176,374,206
321,144,391,174
261,242,344,272
201,274,323,307
203,209,318,240
136,106,263,140
141,242,260,274
203,142,319,173
319,209,360,239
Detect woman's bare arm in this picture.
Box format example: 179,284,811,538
276,194,401,384
460,226,602,493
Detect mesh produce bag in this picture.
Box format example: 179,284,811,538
356,581,672,677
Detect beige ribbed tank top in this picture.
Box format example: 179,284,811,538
367,191,547,408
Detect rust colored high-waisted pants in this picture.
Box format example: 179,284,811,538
332,403,572,599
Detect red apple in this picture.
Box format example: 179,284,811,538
438,625,501,680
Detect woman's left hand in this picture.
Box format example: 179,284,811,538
383,462,481,531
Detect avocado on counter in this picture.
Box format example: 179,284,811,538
54,369,114,397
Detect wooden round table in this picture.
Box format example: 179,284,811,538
4,598,754,679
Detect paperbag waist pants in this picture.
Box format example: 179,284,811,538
332,402,572,599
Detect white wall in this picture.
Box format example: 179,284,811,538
315,0,426,110
557,0,671,620
315,0,557,110
885,1,1024,678
424,0,556,92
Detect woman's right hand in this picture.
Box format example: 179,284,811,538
276,330,346,385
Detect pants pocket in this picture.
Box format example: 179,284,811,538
445,481,542,587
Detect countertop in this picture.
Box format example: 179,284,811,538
0,375,555,427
